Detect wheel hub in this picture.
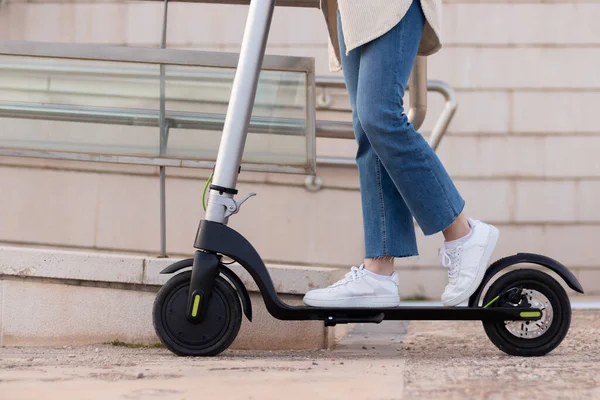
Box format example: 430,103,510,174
164,284,229,348
504,289,553,339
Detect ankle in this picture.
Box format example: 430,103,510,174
443,214,471,242
364,257,395,276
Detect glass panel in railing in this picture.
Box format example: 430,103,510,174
164,65,309,170
0,55,161,157
0,50,313,173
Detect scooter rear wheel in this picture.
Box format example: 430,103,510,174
153,271,242,356
482,269,571,357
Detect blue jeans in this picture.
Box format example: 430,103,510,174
337,0,465,259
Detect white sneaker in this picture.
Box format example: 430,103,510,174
439,218,499,307
303,265,400,308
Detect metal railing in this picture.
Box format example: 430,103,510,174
0,73,457,165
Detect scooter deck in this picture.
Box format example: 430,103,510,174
261,304,541,325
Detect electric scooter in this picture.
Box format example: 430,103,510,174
151,0,584,358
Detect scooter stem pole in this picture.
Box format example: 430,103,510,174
204,0,275,224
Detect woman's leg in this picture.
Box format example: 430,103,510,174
336,12,419,267
303,0,499,308
355,0,499,307
302,10,412,308
356,1,463,235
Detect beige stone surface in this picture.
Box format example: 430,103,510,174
436,91,511,135
402,310,600,399
578,181,600,221
0,166,100,248
1,311,599,400
0,347,404,400
0,8,9,39
95,173,162,253
443,3,600,45
545,136,600,177
489,225,547,261
455,179,513,223
576,269,600,295
429,47,600,90
514,92,600,134
544,225,600,268
437,136,546,178
0,247,344,349
1,280,157,346
166,3,230,47
10,3,72,42
6,1,600,47
144,256,344,294
0,280,3,345
0,246,144,284
72,3,127,45
514,180,577,223
123,3,162,45
0,279,328,350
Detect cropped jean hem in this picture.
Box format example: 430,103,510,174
420,199,467,237
364,251,419,260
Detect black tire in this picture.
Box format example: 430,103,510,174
152,270,242,357
482,269,571,357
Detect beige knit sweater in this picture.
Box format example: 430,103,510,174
320,0,442,72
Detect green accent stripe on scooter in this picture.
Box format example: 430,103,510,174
191,294,201,317
520,311,542,318
483,295,500,308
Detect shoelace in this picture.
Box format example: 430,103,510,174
331,265,365,287
439,246,461,284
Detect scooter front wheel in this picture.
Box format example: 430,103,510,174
153,270,242,356
482,268,571,357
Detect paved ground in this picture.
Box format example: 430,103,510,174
1,310,599,399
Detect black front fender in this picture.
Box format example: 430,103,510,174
468,253,584,307
160,258,252,322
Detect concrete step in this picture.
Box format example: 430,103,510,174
0,246,346,350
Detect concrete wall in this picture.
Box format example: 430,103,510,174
0,0,599,297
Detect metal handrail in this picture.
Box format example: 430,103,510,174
0,57,444,142
147,0,320,6
0,40,314,72
0,77,456,159
0,101,409,139
0,102,307,135
0,78,456,147
0,61,428,132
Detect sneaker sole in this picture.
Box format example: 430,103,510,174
303,295,400,308
442,225,500,307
